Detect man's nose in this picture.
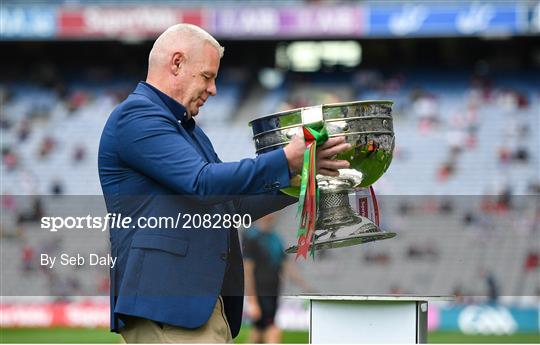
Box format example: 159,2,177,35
208,80,217,96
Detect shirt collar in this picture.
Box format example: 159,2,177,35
142,81,195,130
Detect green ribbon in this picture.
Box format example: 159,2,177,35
296,122,328,259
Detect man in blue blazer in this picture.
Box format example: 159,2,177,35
98,24,350,343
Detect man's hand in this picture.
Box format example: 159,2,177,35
283,131,351,176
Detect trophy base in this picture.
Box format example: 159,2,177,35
284,221,396,254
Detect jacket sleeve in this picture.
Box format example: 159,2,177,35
116,103,291,197
195,125,298,219
233,194,297,222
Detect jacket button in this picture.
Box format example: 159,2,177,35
220,252,228,261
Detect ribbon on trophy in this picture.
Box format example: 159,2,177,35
296,123,328,259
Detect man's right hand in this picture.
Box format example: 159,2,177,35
283,131,351,177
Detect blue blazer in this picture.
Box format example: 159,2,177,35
98,82,295,337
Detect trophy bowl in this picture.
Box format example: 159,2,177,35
249,100,396,253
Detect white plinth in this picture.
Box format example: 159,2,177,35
297,295,452,344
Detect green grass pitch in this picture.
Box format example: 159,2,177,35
1,327,538,343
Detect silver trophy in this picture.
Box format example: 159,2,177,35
250,101,396,253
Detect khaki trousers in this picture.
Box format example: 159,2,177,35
120,297,233,344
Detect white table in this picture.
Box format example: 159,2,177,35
297,294,453,344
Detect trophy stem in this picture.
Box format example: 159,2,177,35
315,188,360,230
285,180,396,254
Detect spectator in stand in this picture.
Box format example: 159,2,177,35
513,146,529,163
436,160,456,182
524,251,539,272
2,147,18,171
50,178,64,195
67,90,89,114
527,180,540,194
38,136,56,159
498,146,512,164
22,244,35,272
411,90,439,133
72,145,87,164
480,269,500,304
17,119,31,142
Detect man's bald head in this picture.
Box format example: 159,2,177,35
146,24,223,117
148,24,223,75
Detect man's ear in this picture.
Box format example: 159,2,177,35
171,52,185,76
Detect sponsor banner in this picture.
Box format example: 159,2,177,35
0,302,109,328
1,300,539,334
212,6,366,38
369,3,526,37
436,304,539,335
1,3,537,40
57,7,204,39
0,6,57,39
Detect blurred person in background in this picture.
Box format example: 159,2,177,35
480,269,500,304
98,23,350,343
243,213,310,343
